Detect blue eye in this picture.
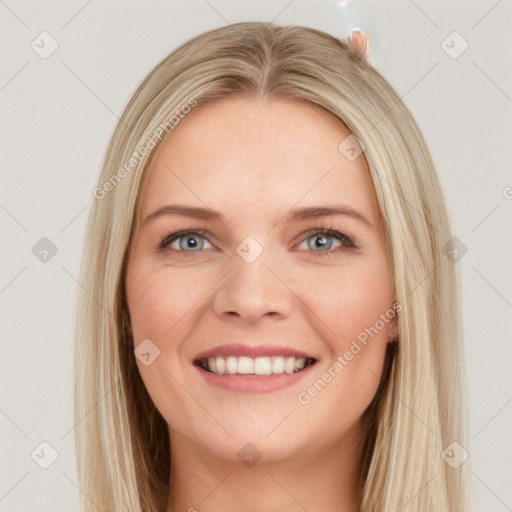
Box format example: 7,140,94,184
159,230,212,253
158,228,357,255
300,229,356,255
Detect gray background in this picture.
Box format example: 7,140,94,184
1,0,511,510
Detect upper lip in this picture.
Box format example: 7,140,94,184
193,343,317,361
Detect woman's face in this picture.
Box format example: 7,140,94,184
126,96,397,463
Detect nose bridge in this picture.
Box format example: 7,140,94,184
211,234,293,323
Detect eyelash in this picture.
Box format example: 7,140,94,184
157,226,358,257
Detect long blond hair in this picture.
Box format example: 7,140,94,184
73,22,473,511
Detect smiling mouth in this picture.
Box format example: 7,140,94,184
194,355,317,376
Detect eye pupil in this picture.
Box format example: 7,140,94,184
181,235,200,250
309,235,333,251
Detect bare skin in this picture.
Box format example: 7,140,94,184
125,95,397,512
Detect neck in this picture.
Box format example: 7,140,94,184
166,421,363,512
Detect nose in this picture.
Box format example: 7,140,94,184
211,247,294,325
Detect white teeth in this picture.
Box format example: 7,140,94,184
271,356,285,374
237,356,254,374
201,355,312,375
294,357,305,370
226,356,238,374
215,356,226,374
284,357,295,375
254,357,272,375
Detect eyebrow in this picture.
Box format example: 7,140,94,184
142,204,375,230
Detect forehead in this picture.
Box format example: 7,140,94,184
139,96,379,227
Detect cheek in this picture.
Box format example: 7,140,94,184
292,254,394,344
125,261,216,433
291,255,394,408
126,260,213,343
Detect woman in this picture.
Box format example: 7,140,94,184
74,22,473,511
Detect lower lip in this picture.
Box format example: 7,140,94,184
195,363,316,393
